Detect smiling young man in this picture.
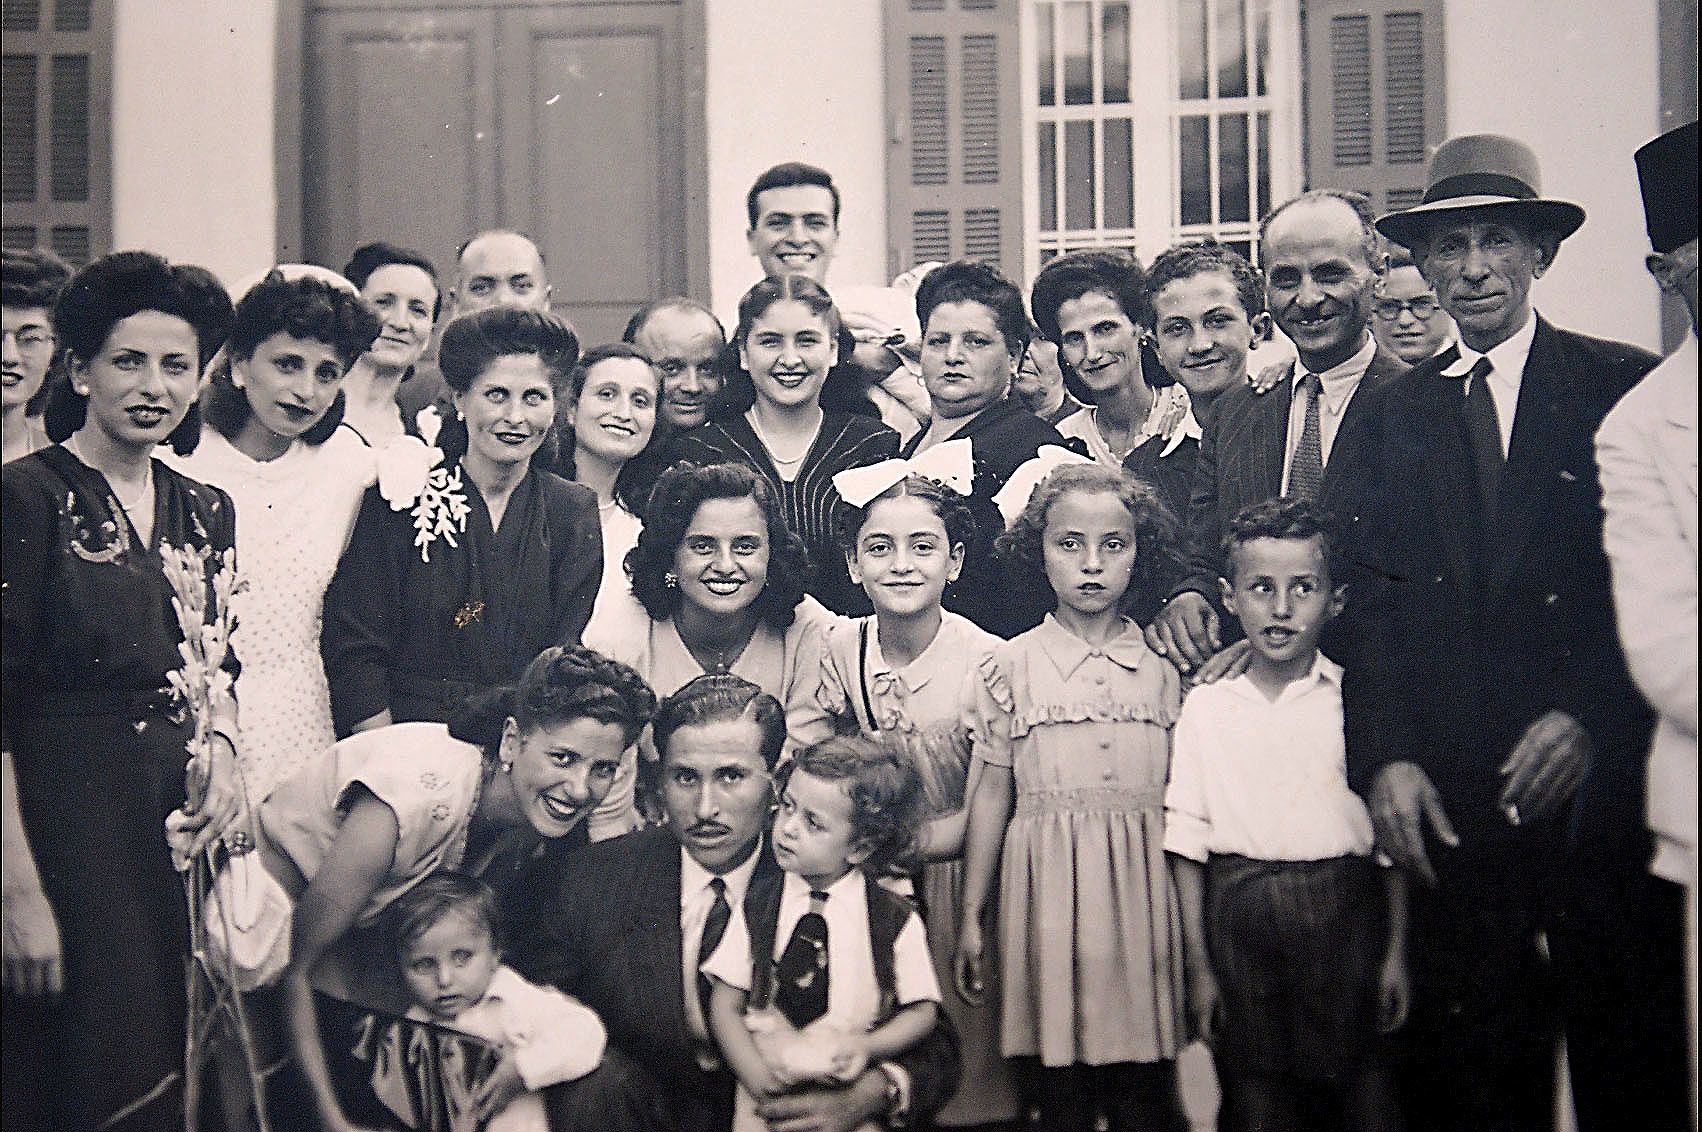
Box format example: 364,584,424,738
1148,191,1401,679
746,163,840,284
512,675,961,1132
1352,133,1686,1132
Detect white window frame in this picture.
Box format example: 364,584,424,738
1019,0,1303,283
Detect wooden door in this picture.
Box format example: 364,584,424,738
301,0,703,345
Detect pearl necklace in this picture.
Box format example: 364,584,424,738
746,407,820,468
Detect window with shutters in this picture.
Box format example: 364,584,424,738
883,0,1025,278
1302,0,1445,219
0,0,111,265
1019,0,1303,276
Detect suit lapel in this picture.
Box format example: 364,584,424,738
1410,356,1484,592
1322,348,1396,497
627,831,690,1046
1489,319,1571,592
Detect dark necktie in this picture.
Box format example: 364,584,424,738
1461,357,1504,523
775,890,830,1028
1288,373,1325,501
696,877,730,1027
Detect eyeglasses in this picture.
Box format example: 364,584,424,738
2,328,55,354
1371,296,1440,322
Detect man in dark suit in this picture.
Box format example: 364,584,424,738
1350,134,1688,1131
1148,189,1401,676
512,675,959,1132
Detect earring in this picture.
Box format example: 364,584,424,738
501,759,513,774
664,571,679,589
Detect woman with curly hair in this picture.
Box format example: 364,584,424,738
252,645,656,1132
168,267,382,798
1,250,243,1131
666,274,899,615
1,247,72,463
584,461,835,832
320,307,603,755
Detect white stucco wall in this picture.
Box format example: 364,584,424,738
703,1,889,319
1444,0,1663,352
111,0,277,288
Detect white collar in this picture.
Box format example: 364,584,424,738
782,866,867,903
1442,310,1538,382
1295,334,1377,408
680,836,765,903
1221,651,1343,705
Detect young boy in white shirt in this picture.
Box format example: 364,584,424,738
1165,496,1408,1132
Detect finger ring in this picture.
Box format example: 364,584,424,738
1504,803,1521,827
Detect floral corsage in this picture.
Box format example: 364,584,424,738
376,436,470,563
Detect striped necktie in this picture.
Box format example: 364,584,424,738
1288,372,1325,500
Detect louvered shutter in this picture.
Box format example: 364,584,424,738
884,0,1023,277
1302,0,1444,216
0,0,110,263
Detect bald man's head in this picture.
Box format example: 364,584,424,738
451,230,551,316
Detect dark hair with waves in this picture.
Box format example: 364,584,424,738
434,307,581,464
552,341,663,513
446,644,657,754
626,461,810,630
652,673,787,772
914,259,1031,359
388,870,503,959
1222,495,1341,586
1144,240,1266,324
1029,249,1171,392
710,274,881,420
834,474,977,560
995,463,1180,616
745,161,840,229
777,734,924,877
343,241,442,321
203,272,383,447
46,251,233,454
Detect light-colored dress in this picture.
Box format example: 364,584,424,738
582,501,645,644
1055,383,1193,469
817,611,1017,1125
584,595,837,834
168,428,373,799
969,614,1185,1067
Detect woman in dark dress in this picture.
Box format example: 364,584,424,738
667,274,898,615
1,251,244,1132
320,306,603,738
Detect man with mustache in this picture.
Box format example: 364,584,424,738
514,675,959,1132
1352,133,1687,1131
1148,190,1401,678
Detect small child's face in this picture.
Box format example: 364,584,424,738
1221,535,1345,671
400,909,501,1022
847,494,963,620
1041,490,1138,617
772,768,868,889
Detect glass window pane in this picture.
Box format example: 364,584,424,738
1254,0,1270,97
1178,0,1207,99
1039,122,1058,233
1217,0,1248,98
1038,2,1055,105
1064,119,1095,229
1219,113,1249,223
1103,3,1130,103
1103,118,1133,229
1179,115,1211,226
1061,1,1092,105
1256,110,1271,220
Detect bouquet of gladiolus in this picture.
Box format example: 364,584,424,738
159,541,271,1132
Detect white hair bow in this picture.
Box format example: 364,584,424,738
992,445,1095,527
831,438,975,508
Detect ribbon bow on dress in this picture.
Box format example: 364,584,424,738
831,437,975,507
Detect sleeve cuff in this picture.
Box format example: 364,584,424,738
1163,812,1211,862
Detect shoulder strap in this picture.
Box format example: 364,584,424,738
865,881,911,1017
857,620,880,733
745,871,785,1011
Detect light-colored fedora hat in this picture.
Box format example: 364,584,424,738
1376,133,1586,248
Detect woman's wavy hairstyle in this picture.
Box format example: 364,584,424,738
343,241,442,322
2,247,73,417
203,272,383,447
914,259,1032,359
995,463,1181,615
833,474,978,560
434,307,581,465
626,461,810,630
777,734,924,877
708,273,877,420
551,341,663,514
1029,249,1172,393
46,251,233,454
447,644,658,754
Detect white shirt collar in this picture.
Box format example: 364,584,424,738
1296,333,1378,414
680,836,765,906
1221,652,1343,705
1442,310,1538,382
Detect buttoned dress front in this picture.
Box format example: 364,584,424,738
969,615,1185,1067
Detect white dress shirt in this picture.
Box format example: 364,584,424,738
1440,310,1539,458
1280,333,1378,495
1164,655,1375,863
680,842,765,1047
